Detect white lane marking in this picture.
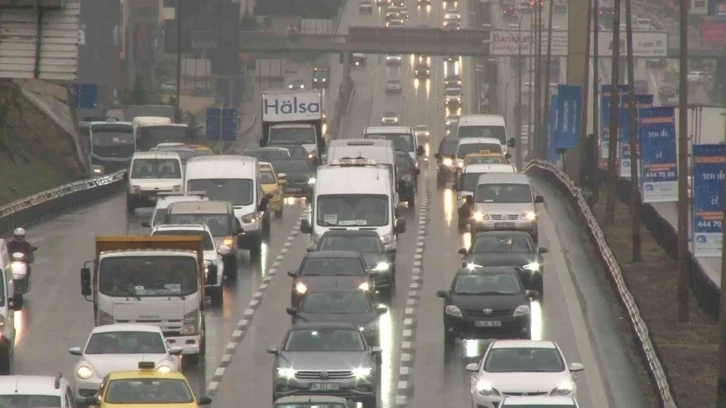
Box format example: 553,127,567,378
204,208,311,396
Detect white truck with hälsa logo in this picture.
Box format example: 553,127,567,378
79,235,207,365
260,89,326,165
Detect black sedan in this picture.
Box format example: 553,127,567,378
287,287,388,346
395,150,419,206
434,135,459,189
288,250,374,306
459,231,548,295
268,157,316,199
315,230,396,293
436,266,537,344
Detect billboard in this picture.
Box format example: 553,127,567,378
692,144,725,257
590,31,668,57
555,84,581,149
638,107,678,203
548,95,559,162
490,30,568,56
700,20,726,46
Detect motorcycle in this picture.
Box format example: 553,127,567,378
10,246,36,295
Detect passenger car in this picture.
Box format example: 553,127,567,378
414,125,430,140
381,111,400,125
460,231,548,294
414,63,430,79
385,54,403,66
395,149,419,206
243,146,291,160
288,250,373,306
287,79,306,90
386,78,403,93
288,287,388,346
436,266,534,343
465,340,584,408
269,157,316,199
499,396,580,407
69,324,182,400
352,53,367,66
143,193,208,229
267,323,380,407
259,161,285,216
359,0,373,13
0,374,74,407
445,87,463,107
434,135,460,188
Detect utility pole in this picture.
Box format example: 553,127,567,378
580,0,592,185
604,0,622,226
528,12,535,158
541,0,555,161
175,0,183,123
533,3,541,158
624,0,641,261
536,2,544,158
592,0,601,199
676,0,690,322
516,18,524,170
716,177,726,404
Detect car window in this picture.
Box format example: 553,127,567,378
152,230,215,251
472,235,535,253
484,347,565,373
300,291,374,314
131,159,181,179
284,329,366,351
300,258,366,276
0,395,62,408
105,379,193,404
260,170,277,184
318,236,383,252
475,184,532,203
453,272,521,295
166,213,232,236
85,331,167,354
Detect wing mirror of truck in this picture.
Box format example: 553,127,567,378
198,396,213,406
122,172,129,182
286,307,298,316
394,218,406,234
504,152,512,159
10,293,22,311
300,219,312,234
458,248,468,255
534,195,544,204
80,267,92,297
507,137,516,147
416,146,425,156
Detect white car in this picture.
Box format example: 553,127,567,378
386,54,403,65
381,111,400,125
0,375,75,407
466,340,584,408
142,192,209,229
69,324,182,401
500,396,580,407
414,125,430,140
151,223,228,304
687,71,705,83
386,78,403,93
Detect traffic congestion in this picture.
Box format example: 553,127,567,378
0,0,659,407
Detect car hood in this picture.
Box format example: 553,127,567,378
81,354,171,377
298,276,368,290
130,179,181,190
295,311,379,327
278,351,372,371
361,253,390,268
483,371,570,394
450,293,526,310
465,253,536,267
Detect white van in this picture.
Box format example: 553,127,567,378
132,116,172,142
125,151,183,213
0,240,22,374
184,155,271,256
362,126,425,169
300,158,407,260
456,115,515,153
326,139,399,207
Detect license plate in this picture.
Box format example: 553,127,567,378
286,187,302,192
495,222,516,228
475,320,501,327
310,383,340,391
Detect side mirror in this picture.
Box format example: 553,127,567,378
68,347,82,356
259,197,270,212
416,146,425,156
525,289,540,299
32,246,38,251
84,396,100,406
168,346,184,356
436,290,448,298
300,219,312,234
538,247,548,254
434,153,441,159
465,194,474,204
458,248,467,255
80,267,92,297
371,346,382,355
286,307,297,316
306,247,315,252
122,172,129,182
394,218,406,233
534,195,544,203
266,347,279,355
10,293,22,311
504,152,512,159
507,137,516,147
141,222,150,228
569,362,584,372
377,305,388,315
198,396,213,406
218,244,231,256
287,271,296,278
465,363,478,372
452,184,458,191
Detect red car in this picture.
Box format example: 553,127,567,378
503,5,519,17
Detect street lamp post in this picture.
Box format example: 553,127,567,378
175,0,182,123
515,16,525,170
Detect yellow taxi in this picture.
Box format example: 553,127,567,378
462,152,511,166
84,362,211,407
188,144,214,156
259,161,284,217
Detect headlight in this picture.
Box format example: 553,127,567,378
476,381,500,396
156,363,173,373
472,212,489,221
521,211,536,221
352,367,373,378
523,261,540,271
241,213,257,223
372,262,390,272
308,177,316,185
183,309,199,335
203,260,212,277
295,282,308,294
130,185,141,194
380,233,393,244
513,305,531,316
77,365,93,379
550,381,574,396
442,158,453,166
277,367,297,378
457,161,464,168
172,185,181,192
445,305,462,317
358,282,371,291
0,315,5,330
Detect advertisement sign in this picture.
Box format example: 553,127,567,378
490,30,569,56
548,95,559,162
619,95,654,178
590,31,668,57
555,84,581,149
692,144,725,257
700,20,726,46
638,107,677,203
599,84,629,169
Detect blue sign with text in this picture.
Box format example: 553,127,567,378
555,84,581,149
692,144,726,257
599,84,629,168
206,107,238,141
638,107,677,203
548,94,559,162
72,83,98,109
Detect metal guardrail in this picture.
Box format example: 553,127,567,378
524,159,678,408
0,170,126,236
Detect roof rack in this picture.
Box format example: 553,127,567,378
157,191,206,197
329,157,378,167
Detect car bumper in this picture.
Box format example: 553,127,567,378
471,221,537,236
165,334,202,355
273,379,376,401
74,378,103,401
445,315,531,340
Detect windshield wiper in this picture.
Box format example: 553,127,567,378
113,284,141,301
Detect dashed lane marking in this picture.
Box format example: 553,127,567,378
205,209,310,396
393,183,429,406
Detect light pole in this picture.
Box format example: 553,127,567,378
515,15,526,170
175,0,183,123
528,9,535,159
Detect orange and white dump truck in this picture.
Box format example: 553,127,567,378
80,236,207,364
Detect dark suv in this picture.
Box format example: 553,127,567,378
395,150,419,206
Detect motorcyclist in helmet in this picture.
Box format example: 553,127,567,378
6,228,35,277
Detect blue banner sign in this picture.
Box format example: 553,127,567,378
638,107,677,203
599,84,629,169
555,84,581,149
619,95,654,177
548,95,559,162
692,144,725,257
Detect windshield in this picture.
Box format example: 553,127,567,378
275,404,346,408
269,159,313,175
152,230,214,250
137,126,188,151
186,179,254,206
0,395,61,408
166,213,232,236
473,234,534,253
395,154,413,173
91,127,135,158
461,172,485,192
85,331,166,354
318,236,383,253
454,272,521,294
317,194,389,227
364,133,414,152
284,329,366,351
476,183,532,203
300,291,374,314
245,149,290,159
484,347,565,373
446,88,461,96
98,256,198,297
457,143,503,159
105,378,193,404
300,258,365,276
269,126,316,144
465,155,505,165
130,159,182,179
458,125,507,144
156,147,196,164
260,170,277,184
440,139,459,155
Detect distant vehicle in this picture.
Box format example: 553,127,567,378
443,19,460,30
503,5,519,18
359,0,373,13
444,9,461,20
389,18,405,27
386,78,403,93
414,125,430,140
445,87,463,108
658,85,676,99
687,71,705,83
417,0,431,5
635,17,651,30
435,135,460,189
445,74,462,88
352,53,367,66
287,79,305,90
312,64,330,89
445,114,460,127
414,63,430,79
445,55,458,62
386,54,403,66
381,111,400,125
399,7,410,20
646,58,667,69
385,10,400,22
88,119,135,175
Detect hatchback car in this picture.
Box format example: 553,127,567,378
288,250,373,306
381,111,400,125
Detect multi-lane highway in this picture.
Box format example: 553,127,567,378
13,1,659,407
